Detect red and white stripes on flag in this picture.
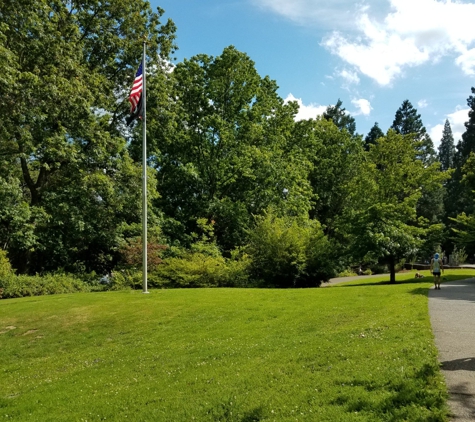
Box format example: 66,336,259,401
126,60,144,126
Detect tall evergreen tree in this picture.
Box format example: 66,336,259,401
458,87,475,161
391,100,435,163
447,87,475,219
448,89,475,258
323,99,356,136
364,122,384,151
438,119,455,171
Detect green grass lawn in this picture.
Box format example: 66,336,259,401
2,270,473,421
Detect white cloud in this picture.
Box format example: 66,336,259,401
328,0,475,84
456,48,475,75
447,107,470,143
429,123,445,149
250,0,364,29
351,98,372,116
338,69,360,86
254,0,475,85
284,93,326,121
429,106,470,148
418,99,428,108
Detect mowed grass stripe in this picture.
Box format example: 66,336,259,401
1,271,463,421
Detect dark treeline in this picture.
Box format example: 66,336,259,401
2,0,475,287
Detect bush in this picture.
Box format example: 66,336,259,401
338,269,357,277
363,268,373,275
0,249,12,279
110,269,172,290
451,245,467,266
154,250,250,288
245,210,338,288
0,273,91,299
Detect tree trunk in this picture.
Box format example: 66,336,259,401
389,255,396,284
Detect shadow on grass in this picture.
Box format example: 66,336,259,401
332,363,448,420
208,402,266,422
335,273,475,289
336,278,427,288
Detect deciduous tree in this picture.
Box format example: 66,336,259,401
0,0,176,272
348,130,447,283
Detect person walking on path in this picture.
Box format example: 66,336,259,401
430,253,444,289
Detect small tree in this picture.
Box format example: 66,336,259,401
348,130,447,283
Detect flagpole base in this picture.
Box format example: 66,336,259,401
142,291,150,294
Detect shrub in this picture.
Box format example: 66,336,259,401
245,210,338,288
154,250,250,288
0,249,12,279
451,245,467,266
338,269,357,277
0,273,91,299
363,268,373,275
110,270,169,290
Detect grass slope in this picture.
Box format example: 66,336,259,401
2,270,470,421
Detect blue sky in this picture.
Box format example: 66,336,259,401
153,0,475,147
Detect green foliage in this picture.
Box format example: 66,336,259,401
450,245,467,265
338,269,358,277
150,46,312,252
0,249,12,279
296,117,365,236
348,130,448,282
0,273,92,299
154,250,250,288
246,210,337,287
438,119,455,171
364,122,384,151
0,0,176,273
323,99,357,135
391,99,435,163
458,87,475,162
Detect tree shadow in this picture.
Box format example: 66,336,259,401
334,274,475,290
441,357,475,371
428,278,475,304
336,278,430,288
446,381,475,420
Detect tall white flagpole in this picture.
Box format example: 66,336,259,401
142,40,149,294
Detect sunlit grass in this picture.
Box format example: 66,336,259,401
1,271,468,421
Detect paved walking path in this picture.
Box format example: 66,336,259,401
429,278,475,421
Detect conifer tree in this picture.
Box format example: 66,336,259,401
438,119,455,171
458,87,475,161
323,99,356,136
364,122,384,151
391,100,435,163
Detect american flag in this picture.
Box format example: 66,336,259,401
129,61,143,114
